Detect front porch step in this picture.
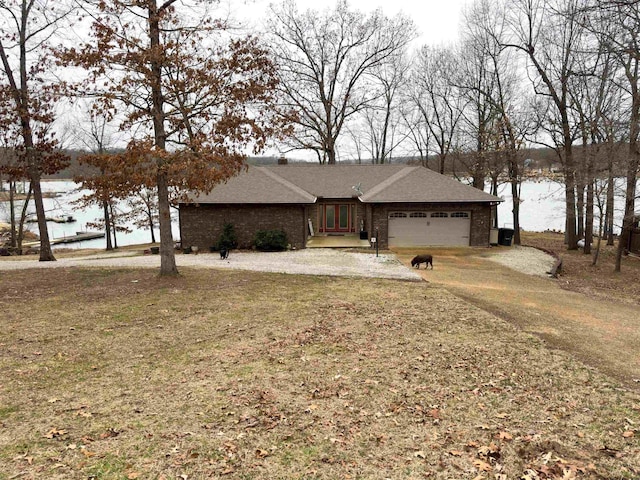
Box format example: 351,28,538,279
306,235,370,248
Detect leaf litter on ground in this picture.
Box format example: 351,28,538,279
0,267,638,478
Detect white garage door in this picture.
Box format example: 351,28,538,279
388,211,470,247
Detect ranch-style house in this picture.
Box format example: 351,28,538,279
178,164,502,250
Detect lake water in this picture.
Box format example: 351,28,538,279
0,181,179,250
0,178,630,250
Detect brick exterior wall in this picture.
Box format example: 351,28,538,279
366,202,493,249
179,204,307,250
180,201,493,250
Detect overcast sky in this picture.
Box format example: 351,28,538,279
231,0,470,46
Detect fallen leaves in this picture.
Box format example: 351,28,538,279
44,427,67,439
473,459,493,472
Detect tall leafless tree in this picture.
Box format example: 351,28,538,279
585,1,640,272
268,0,416,164
501,0,586,250
462,0,535,244
410,45,465,174
359,54,411,163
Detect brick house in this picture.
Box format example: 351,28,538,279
179,164,502,250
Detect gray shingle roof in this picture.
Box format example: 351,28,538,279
186,164,501,204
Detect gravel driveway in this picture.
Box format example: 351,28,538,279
0,245,556,280
484,245,557,277
0,248,423,281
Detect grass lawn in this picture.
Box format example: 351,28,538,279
1,266,639,479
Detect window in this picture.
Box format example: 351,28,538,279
389,212,407,218
409,212,427,218
451,212,469,218
431,212,448,218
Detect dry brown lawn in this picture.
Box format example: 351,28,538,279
1,265,639,479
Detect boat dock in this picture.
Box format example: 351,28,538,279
52,232,104,244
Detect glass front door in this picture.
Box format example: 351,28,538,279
324,204,350,233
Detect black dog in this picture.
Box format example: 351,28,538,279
219,247,229,260
411,254,433,269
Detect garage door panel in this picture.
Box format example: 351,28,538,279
388,212,470,247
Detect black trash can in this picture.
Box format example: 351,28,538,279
498,228,514,246
359,231,368,240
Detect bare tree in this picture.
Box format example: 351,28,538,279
0,0,75,261
410,45,465,174
584,1,640,272
461,0,535,244
268,0,416,164
362,54,411,163
569,36,620,255
501,0,586,250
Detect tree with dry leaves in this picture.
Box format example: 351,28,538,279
61,0,287,275
69,104,125,251
0,0,75,261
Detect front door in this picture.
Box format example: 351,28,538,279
324,204,350,233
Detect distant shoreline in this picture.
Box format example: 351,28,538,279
0,191,59,202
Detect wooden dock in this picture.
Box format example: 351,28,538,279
52,232,104,244
20,231,105,249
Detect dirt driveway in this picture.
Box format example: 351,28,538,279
394,247,640,389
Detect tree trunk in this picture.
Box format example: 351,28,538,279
615,149,638,272
585,179,594,255
17,183,32,253
9,180,16,248
592,206,603,266
109,202,118,249
29,167,55,261
615,83,640,272
615,169,637,271
576,182,585,240
149,207,156,244
491,176,499,229
157,170,177,275
103,199,113,251
563,122,579,250
327,139,337,165
584,147,594,255
564,165,578,250
149,0,177,275
511,180,521,245
605,162,615,246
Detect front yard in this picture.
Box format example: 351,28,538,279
1,267,638,479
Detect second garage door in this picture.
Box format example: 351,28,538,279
388,211,470,247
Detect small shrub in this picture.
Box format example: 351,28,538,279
217,223,238,250
253,229,288,251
